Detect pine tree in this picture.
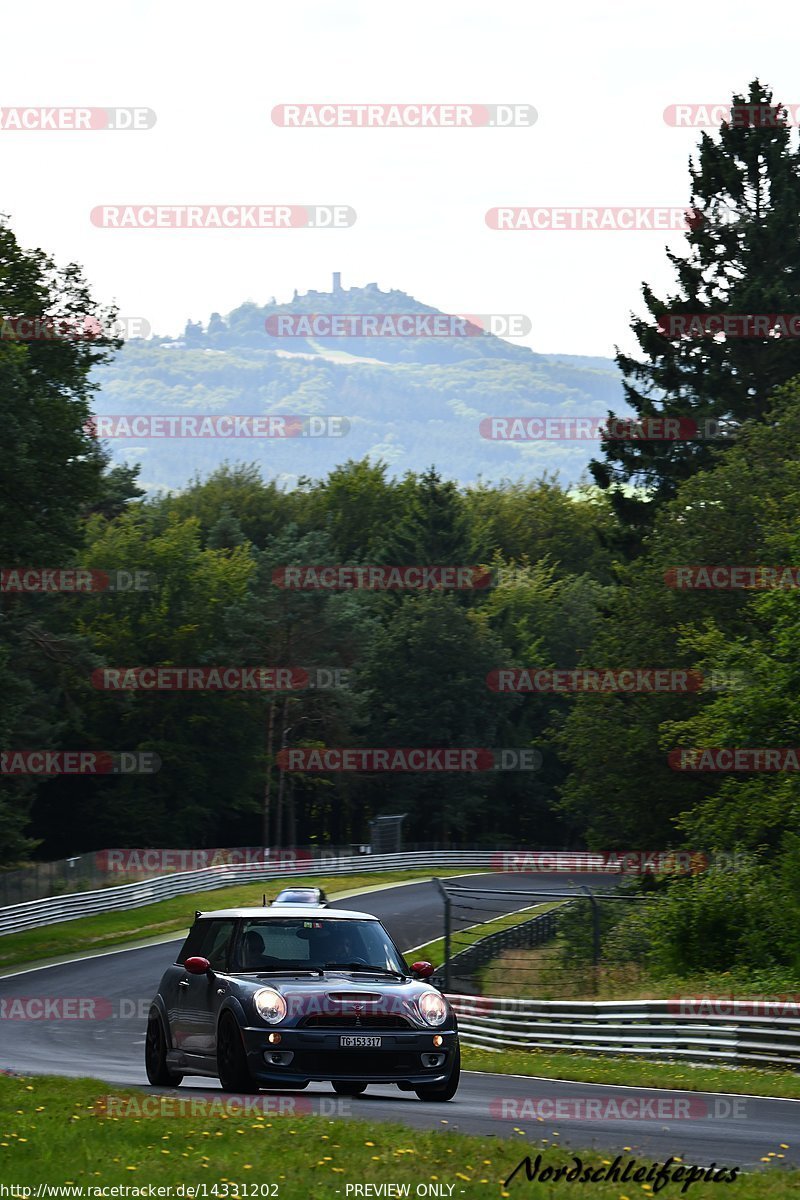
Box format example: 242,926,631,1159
591,80,800,541
377,467,477,566
207,504,245,550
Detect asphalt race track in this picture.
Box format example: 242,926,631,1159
1,872,797,1170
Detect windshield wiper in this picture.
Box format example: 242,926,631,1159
324,962,407,979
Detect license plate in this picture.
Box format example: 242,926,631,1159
339,1035,382,1048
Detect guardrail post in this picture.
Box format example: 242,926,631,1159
432,877,452,992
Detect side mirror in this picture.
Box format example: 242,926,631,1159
184,956,212,975
411,961,434,979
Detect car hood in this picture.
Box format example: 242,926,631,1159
228,971,444,1023
234,970,433,995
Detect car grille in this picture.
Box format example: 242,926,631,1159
299,1014,413,1029
292,1050,420,1075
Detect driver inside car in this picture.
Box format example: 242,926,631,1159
242,929,266,969
334,927,366,964
306,925,366,967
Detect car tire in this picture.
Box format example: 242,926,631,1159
413,1044,460,1102
332,1081,367,1096
216,1013,257,1092
145,1014,183,1087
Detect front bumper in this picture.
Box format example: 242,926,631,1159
241,1024,459,1085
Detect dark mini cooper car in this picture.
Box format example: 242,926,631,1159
145,906,460,1100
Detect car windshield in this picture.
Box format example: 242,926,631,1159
275,890,317,903
233,918,407,974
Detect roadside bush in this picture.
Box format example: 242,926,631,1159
608,848,800,979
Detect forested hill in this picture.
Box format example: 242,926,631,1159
91,282,625,492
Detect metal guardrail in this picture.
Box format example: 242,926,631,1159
0,845,405,905
448,995,800,1069
0,851,610,936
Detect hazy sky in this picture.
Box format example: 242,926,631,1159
4,1,799,357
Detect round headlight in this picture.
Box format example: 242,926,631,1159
254,987,287,1024
418,990,448,1027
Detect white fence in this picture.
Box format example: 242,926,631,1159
0,851,612,936
449,995,800,1069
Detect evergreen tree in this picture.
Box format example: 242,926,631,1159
591,80,800,541
207,505,245,550
377,467,478,565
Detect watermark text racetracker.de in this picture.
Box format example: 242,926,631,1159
0,106,155,130
272,565,492,590
489,851,725,874
85,416,348,439
0,997,121,1020
0,316,150,341
265,313,531,338
90,667,349,691
659,312,800,337
669,993,800,1017
91,1091,351,1120
95,847,317,872
664,101,799,127
0,751,159,775
272,102,537,127
485,207,704,231
91,205,355,229
276,747,541,772
665,565,800,589
491,1093,748,1121
669,747,800,771
1,568,154,593
487,668,743,693
480,416,735,441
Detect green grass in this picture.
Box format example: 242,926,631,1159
412,902,562,969
461,1046,800,1099
480,941,639,1000
1,1074,796,1198
0,870,480,973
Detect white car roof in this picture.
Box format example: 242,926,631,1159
196,906,377,920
